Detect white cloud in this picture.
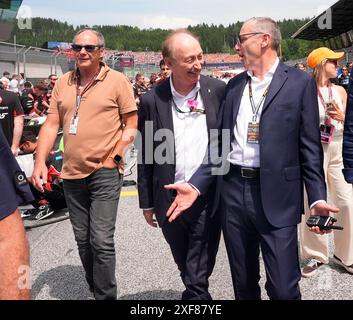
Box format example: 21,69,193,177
19,0,339,29
140,16,198,29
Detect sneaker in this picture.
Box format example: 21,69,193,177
33,204,55,221
332,255,353,274
302,258,324,278
21,208,39,219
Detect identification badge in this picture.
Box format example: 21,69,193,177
320,124,334,144
247,122,260,144
69,116,79,135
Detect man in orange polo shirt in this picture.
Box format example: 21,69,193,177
32,29,137,300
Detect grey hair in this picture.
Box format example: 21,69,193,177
246,17,282,51
73,29,105,47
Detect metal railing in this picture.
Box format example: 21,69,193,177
0,41,72,78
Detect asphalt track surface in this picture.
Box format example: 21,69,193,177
25,168,353,300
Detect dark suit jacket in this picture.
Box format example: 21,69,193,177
190,62,327,228
343,71,353,183
137,75,226,226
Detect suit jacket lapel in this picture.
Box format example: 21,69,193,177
200,76,217,131
231,73,248,128
155,80,174,133
155,79,176,179
262,62,288,113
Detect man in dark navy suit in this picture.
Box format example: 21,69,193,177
343,68,353,183
165,18,338,300
0,127,33,299
137,29,225,300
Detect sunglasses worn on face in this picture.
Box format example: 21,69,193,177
71,44,103,52
326,59,339,66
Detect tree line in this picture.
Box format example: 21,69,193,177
11,17,323,61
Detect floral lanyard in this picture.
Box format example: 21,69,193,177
317,85,333,125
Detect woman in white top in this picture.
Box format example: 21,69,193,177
300,47,353,277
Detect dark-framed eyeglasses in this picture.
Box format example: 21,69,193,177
235,32,265,45
71,44,103,52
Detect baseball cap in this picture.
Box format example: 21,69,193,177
307,47,344,69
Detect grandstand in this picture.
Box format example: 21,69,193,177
292,0,353,62
0,0,22,41
106,50,242,70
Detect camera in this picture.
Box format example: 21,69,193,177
306,215,343,230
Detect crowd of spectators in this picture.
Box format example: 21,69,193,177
295,61,353,93
0,71,64,221
105,50,241,66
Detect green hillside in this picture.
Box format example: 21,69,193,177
11,17,323,61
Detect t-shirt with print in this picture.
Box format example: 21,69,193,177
0,89,24,146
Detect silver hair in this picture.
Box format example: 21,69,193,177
73,29,105,47
246,17,282,51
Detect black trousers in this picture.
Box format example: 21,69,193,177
161,195,221,300
220,166,301,300
63,167,123,300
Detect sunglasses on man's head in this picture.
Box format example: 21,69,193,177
71,44,103,52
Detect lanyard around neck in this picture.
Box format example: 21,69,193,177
172,91,205,114
73,71,99,119
318,85,333,125
317,85,333,110
248,77,270,123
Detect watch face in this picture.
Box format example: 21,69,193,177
114,155,122,163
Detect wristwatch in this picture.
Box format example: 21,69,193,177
113,154,122,165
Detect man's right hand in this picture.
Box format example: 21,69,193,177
31,163,48,193
143,209,158,228
165,183,199,222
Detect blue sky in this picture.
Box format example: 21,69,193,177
19,0,338,29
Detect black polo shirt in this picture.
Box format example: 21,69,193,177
0,89,24,146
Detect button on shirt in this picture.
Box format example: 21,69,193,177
228,58,280,167
170,78,208,184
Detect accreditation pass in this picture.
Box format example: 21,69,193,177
69,116,79,135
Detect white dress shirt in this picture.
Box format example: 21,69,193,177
226,59,324,209
170,78,208,184
228,58,280,167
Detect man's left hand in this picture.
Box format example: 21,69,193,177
309,201,340,235
102,157,124,173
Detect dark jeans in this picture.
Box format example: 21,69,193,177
220,168,301,300
63,167,123,300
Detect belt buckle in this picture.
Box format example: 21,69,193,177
241,167,253,179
